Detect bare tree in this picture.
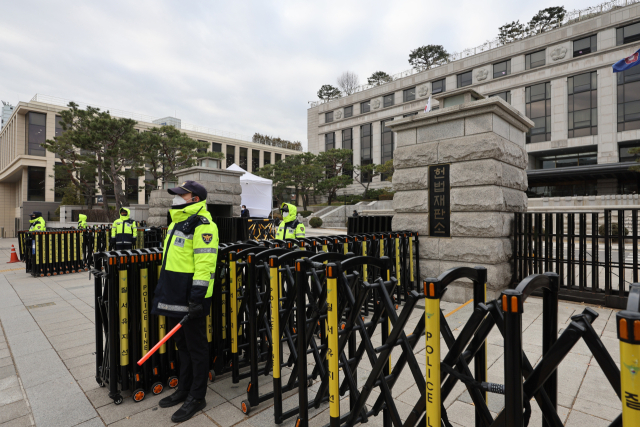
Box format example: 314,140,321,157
337,71,360,95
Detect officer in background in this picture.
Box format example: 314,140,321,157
110,207,137,250
78,214,88,229
151,180,218,423
240,205,250,218
29,212,46,231
275,202,305,240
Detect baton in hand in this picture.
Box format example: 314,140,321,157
137,314,189,366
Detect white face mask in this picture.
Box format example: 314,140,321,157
172,195,187,206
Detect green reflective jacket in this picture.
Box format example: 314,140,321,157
111,207,137,245
29,217,46,232
78,214,88,229
275,203,306,240
151,200,219,317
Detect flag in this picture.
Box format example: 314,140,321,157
425,96,432,113
613,49,640,73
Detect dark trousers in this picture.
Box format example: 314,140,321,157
167,315,209,399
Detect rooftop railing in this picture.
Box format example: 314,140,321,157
308,0,639,108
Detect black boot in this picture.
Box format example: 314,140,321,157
171,395,206,422
159,390,189,408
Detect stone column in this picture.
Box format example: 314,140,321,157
147,168,243,226
387,88,533,303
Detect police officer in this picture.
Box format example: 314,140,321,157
275,202,305,240
151,180,218,423
110,207,137,250
78,214,88,229
29,212,46,231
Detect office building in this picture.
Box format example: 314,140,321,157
0,94,301,235
308,1,640,198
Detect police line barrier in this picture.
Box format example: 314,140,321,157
419,268,633,427
18,226,167,277
92,249,180,405
87,225,637,425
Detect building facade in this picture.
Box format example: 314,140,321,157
307,2,640,198
1,102,14,130
0,96,300,235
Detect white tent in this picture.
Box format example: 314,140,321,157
226,164,273,218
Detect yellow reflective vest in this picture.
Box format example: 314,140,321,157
275,203,306,240
78,214,88,229
111,207,137,246
151,200,219,317
29,217,46,232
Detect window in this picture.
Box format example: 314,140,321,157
26,112,46,156
342,129,353,177
264,151,271,165
381,119,394,180
361,100,370,114
344,106,353,118
126,170,138,204
432,79,446,95
403,87,416,102
617,66,640,131
360,123,372,182
620,143,640,162
227,145,235,166
383,93,395,108
525,50,546,69
535,151,597,169
325,111,333,123
197,141,207,154
457,71,472,88
493,60,511,78
252,149,260,172
28,166,46,201
239,147,248,170
211,142,222,152
325,132,335,151
55,116,64,138
490,91,511,104
275,153,282,163
525,82,551,143
528,180,597,198
568,71,597,138
403,112,419,117
617,22,640,45
574,35,597,57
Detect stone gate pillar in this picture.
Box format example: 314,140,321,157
387,88,533,303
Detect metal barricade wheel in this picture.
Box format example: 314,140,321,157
133,389,145,402
152,382,163,395
168,376,179,388
208,370,216,383
241,400,251,414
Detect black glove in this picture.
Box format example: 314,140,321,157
188,301,204,318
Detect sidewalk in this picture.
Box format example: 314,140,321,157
0,237,624,426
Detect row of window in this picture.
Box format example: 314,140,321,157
324,67,640,170
322,27,612,123
324,119,395,182
224,145,283,171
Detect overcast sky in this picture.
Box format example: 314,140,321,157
1,0,592,149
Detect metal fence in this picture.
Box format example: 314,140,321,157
513,210,640,308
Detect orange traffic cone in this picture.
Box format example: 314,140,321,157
7,245,20,263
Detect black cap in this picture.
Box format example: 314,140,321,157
167,180,207,201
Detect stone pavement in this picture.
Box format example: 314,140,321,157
0,237,625,426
